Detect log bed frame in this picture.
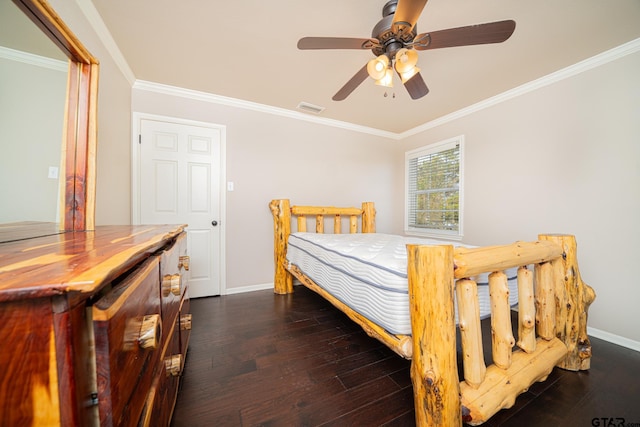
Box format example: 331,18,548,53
269,199,595,426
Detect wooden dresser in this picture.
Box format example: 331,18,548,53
0,224,191,426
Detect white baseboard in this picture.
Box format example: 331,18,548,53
588,327,640,352
224,282,274,295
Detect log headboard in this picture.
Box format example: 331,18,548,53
269,199,376,294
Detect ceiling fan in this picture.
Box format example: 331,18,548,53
297,0,516,101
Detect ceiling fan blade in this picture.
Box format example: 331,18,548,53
413,20,516,50
298,37,380,50
332,64,369,101
402,71,429,100
392,0,429,33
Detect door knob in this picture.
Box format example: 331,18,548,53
211,220,218,226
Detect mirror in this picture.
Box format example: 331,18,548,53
0,0,98,242
0,1,67,225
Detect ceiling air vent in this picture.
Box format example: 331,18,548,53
297,102,325,114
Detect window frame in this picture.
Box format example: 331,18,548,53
404,135,464,240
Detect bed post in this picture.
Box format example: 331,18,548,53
407,244,461,427
269,199,293,294
361,202,376,233
539,234,596,371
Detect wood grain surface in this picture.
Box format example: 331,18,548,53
0,224,185,301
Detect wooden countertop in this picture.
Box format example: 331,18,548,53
0,224,186,302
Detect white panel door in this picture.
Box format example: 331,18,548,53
139,118,222,297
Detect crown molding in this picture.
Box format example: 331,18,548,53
400,37,640,139
75,0,135,85
134,37,640,141
132,80,399,139
0,46,67,72
75,0,394,138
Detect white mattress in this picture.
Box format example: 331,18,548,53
287,232,518,335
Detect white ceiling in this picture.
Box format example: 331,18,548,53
89,0,640,134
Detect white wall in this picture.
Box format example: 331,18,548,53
132,89,403,291
400,50,640,344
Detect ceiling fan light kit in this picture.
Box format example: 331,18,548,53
395,48,418,73
366,48,420,87
375,67,395,88
367,54,390,80
297,0,516,101
394,48,421,83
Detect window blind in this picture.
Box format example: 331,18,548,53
407,142,460,232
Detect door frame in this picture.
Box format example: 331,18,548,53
131,112,227,295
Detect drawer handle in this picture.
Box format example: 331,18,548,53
138,314,162,350
178,255,190,271
180,314,192,331
162,274,182,297
165,354,183,377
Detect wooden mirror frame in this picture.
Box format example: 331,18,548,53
13,0,99,231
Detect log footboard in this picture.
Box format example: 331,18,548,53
269,199,595,426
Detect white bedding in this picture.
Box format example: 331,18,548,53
287,232,518,335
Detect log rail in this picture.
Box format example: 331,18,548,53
411,236,595,425
269,199,595,426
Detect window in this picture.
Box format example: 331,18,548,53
405,136,463,239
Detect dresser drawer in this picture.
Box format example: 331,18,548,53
92,256,162,427
138,311,183,427
160,232,189,344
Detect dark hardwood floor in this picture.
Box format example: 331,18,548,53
171,286,640,427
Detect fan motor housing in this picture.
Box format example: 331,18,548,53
371,2,417,57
